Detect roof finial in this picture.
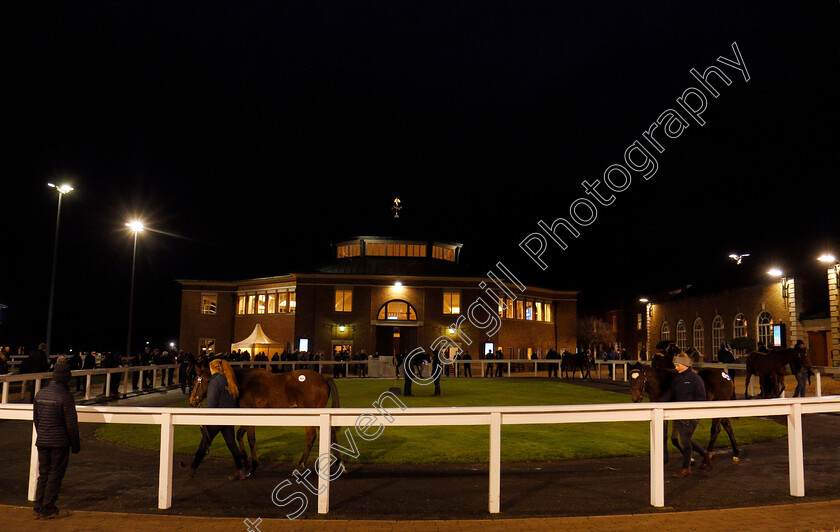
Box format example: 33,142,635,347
392,197,402,218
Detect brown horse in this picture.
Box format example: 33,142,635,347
629,362,740,463
744,347,811,398
561,351,592,380
190,365,343,475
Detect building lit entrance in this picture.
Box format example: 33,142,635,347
375,325,418,356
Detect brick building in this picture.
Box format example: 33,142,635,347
640,260,835,366
178,236,578,360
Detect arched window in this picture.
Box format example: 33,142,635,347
377,300,418,321
757,311,773,348
676,320,687,350
733,313,747,339
693,318,704,355
712,315,725,356
661,321,671,341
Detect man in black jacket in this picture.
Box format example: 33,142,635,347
661,353,713,477
32,358,80,519
68,351,83,392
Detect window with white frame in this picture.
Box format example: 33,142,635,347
733,313,747,339
289,290,296,312
544,302,552,322
712,315,725,355
693,318,704,355
200,293,217,315
757,311,773,348
676,320,687,350
256,293,266,314
661,321,670,341
237,296,246,315
267,292,277,314
247,294,256,314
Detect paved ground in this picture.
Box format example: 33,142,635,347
2,377,840,529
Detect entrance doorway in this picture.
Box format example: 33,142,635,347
375,326,418,356
807,331,828,366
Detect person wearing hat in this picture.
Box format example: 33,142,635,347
660,352,712,477
32,357,80,519
790,340,811,398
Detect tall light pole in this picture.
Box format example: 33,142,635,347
125,220,145,359
45,182,73,358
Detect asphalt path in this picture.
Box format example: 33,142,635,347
1,379,839,522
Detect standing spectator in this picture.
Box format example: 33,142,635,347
661,353,713,477
717,343,735,364
82,352,95,371
462,350,472,377
130,349,143,390
358,350,368,378
68,351,83,392
140,347,153,388
547,349,559,379
398,352,413,397
639,347,648,362
757,341,769,354
494,348,505,377
0,349,9,375
101,352,122,398
483,349,494,377
606,345,619,379
790,340,810,398
32,358,80,519
432,349,442,397
23,344,50,403
270,351,280,373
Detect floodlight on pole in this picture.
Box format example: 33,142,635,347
45,182,73,358
818,253,840,288
125,220,145,359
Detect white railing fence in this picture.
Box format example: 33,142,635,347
2,396,839,515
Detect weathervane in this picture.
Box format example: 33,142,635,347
392,197,402,218
729,253,750,265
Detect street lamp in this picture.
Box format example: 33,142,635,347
45,182,74,357
125,220,145,359
818,253,839,288
767,268,789,298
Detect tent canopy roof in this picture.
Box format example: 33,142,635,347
231,324,282,349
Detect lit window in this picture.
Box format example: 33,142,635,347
257,294,266,314
525,301,533,320
637,313,643,331
443,291,460,314
201,293,217,315
335,289,353,312
661,321,671,341
377,300,417,321
237,296,245,315
535,301,543,322
544,302,552,322
289,290,296,312
267,293,277,314
277,291,287,312
516,300,524,320
498,298,505,317
505,299,514,319
247,295,255,314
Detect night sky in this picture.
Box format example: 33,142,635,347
2,2,838,353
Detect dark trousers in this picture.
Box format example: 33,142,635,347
484,363,493,377
675,420,708,469
433,375,441,396
495,362,504,377
34,445,70,516
403,368,413,396
192,425,243,471
75,375,84,392
463,364,472,377
548,364,558,378
143,369,153,388
793,369,808,398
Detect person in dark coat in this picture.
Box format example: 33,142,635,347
180,359,248,480
32,358,80,519
462,351,472,377
660,353,713,477
68,351,83,392
717,343,735,364
483,349,494,377
82,352,96,370
101,352,121,398
790,340,811,398
494,348,505,377
24,344,50,403
0,349,9,375
432,349,443,397
398,352,413,397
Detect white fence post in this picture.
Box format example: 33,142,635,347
104,373,111,397
623,362,628,381
28,424,38,501
85,375,92,400
787,402,805,497
816,372,822,397
1,381,8,403
158,412,174,509
489,411,501,513
650,408,664,507
318,413,331,514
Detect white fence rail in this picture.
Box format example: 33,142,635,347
2,396,840,515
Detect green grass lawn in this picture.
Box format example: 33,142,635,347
95,378,787,464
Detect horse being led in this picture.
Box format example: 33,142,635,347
628,362,740,463
650,343,682,370
561,351,592,380
744,347,812,398
190,363,343,475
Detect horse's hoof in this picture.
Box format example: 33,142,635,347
732,456,740,464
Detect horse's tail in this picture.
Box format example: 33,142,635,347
326,376,341,408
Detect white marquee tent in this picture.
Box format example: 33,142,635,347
231,324,283,356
